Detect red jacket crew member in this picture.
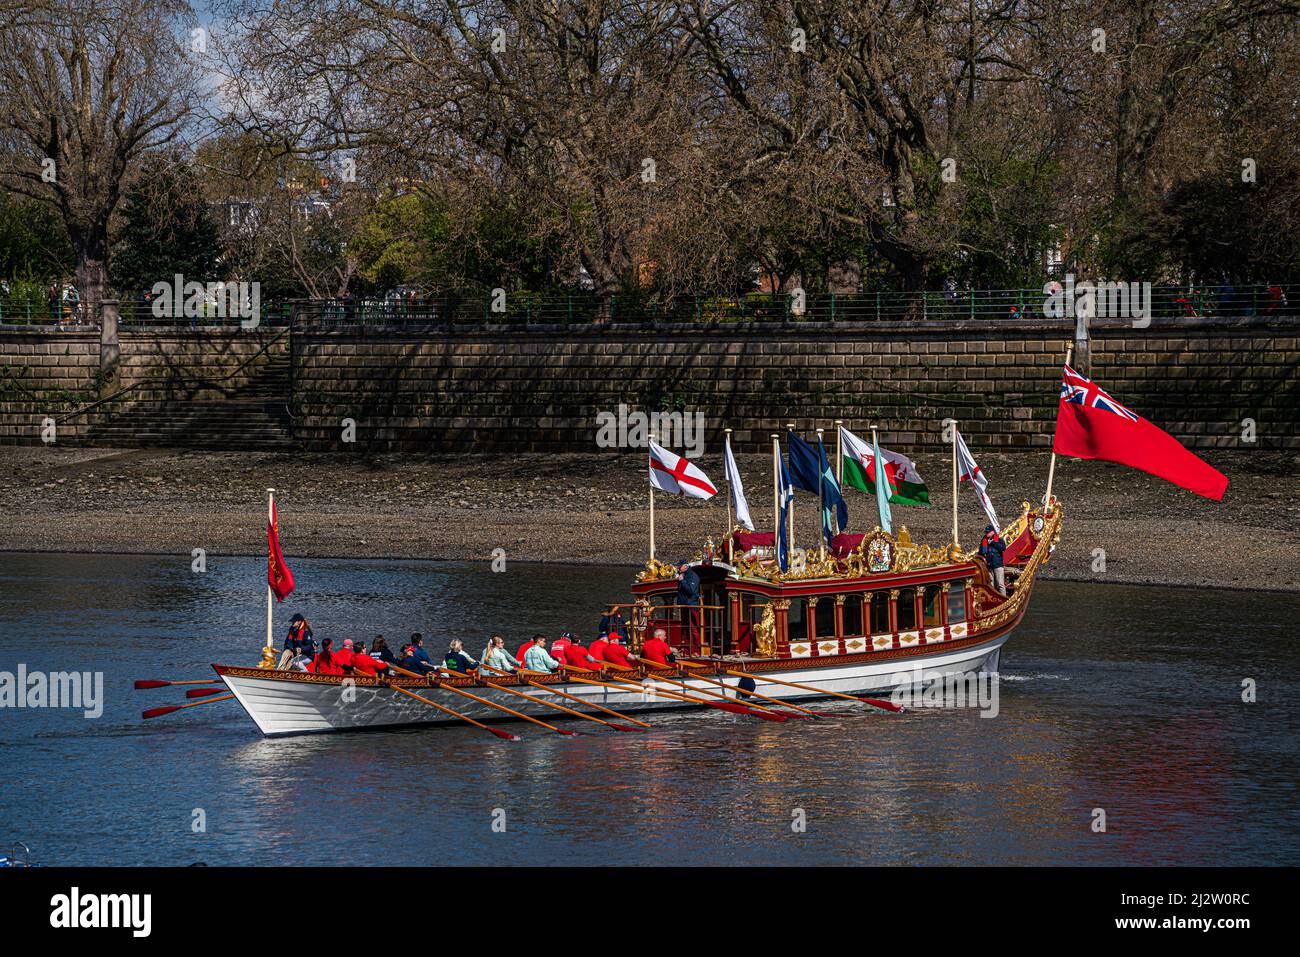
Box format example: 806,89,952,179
641,628,676,665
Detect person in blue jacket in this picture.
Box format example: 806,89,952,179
979,526,1007,595
675,562,702,646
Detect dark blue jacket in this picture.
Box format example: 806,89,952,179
400,653,436,674
676,568,701,606
444,651,477,674
979,535,1006,570
283,623,315,658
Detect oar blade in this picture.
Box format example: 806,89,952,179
609,723,647,733
490,728,521,741
141,705,180,719
185,688,227,699
860,697,905,712
134,680,170,690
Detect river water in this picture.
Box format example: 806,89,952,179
0,552,1296,866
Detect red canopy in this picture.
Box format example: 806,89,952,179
731,531,775,552
830,533,865,558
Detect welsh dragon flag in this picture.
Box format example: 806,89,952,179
839,426,931,506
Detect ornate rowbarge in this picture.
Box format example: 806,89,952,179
212,500,1061,737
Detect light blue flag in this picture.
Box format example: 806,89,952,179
873,431,892,533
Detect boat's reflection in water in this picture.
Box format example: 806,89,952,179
3,552,1296,866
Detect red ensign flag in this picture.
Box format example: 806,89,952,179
268,501,296,601
1053,365,1228,501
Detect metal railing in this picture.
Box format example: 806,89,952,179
3,283,1297,329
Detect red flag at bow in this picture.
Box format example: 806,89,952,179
268,501,296,601
1053,365,1228,501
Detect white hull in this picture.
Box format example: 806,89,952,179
218,636,1008,737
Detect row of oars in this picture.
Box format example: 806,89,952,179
134,661,903,735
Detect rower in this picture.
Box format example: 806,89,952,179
602,635,635,669
480,635,518,675
588,633,610,663
515,634,543,666
350,641,386,676
522,635,562,674
641,627,677,665
562,639,600,669
444,638,479,675
309,638,345,675
334,638,356,671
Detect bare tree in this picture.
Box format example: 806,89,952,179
0,0,200,314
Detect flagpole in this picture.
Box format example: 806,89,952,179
648,432,656,562
835,418,843,485
771,432,779,555
724,428,734,562
816,426,826,559
1043,343,1075,515
265,488,275,662
785,421,796,556
951,421,959,548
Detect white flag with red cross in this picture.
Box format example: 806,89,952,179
648,440,717,500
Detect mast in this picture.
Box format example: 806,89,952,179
265,488,275,659
835,418,843,484
771,432,780,561
951,420,959,548
648,431,656,561
724,427,734,562
785,421,796,556
816,426,826,559
1043,343,1074,514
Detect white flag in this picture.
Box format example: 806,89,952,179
723,433,754,530
955,429,1000,530
649,440,717,500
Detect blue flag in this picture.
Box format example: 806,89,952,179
817,435,848,546
777,455,795,572
785,431,822,494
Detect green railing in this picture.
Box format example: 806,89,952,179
2,284,1297,329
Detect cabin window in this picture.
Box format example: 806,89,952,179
869,592,891,634
895,591,917,632
814,599,836,639
842,596,864,637
947,587,967,624
739,592,769,627
786,597,806,639
922,586,943,629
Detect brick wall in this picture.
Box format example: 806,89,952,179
291,317,1300,453
3,318,1297,450
0,328,283,442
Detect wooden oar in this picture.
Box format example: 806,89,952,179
633,663,794,721
384,682,520,741
722,669,905,712
387,664,580,736
135,678,222,689
565,665,786,721
673,665,832,718
142,694,234,719
184,687,228,699
481,664,648,731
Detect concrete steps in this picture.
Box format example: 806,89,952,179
84,350,295,451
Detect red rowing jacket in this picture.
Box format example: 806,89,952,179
603,643,634,668
588,638,609,662
565,643,595,668
351,654,385,675
333,648,355,670
641,637,674,664
516,640,535,665
310,654,346,675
